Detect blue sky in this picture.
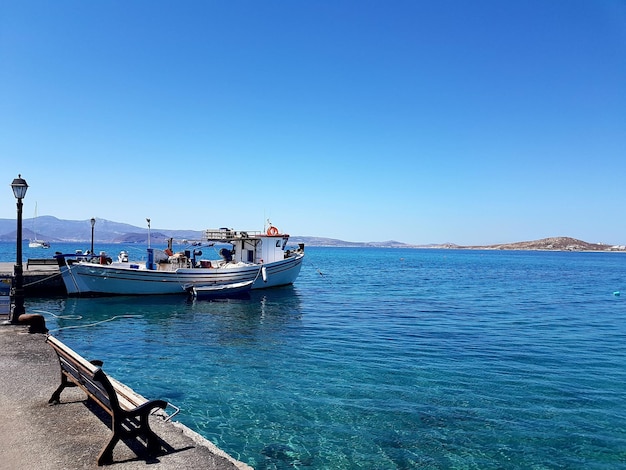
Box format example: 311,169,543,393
1,1,624,245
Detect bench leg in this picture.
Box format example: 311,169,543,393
48,384,64,405
48,375,74,404
97,434,119,466
141,414,162,456
97,421,161,464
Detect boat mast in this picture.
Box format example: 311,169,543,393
146,218,151,248
32,202,38,240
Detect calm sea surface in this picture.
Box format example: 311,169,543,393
2,242,626,469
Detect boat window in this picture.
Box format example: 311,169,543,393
247,250,254,263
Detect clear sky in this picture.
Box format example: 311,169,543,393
1,1,625,245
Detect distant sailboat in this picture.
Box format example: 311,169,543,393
29,203,50,249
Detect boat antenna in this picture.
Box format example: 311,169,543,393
146,218,151,248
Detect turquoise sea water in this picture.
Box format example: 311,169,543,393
3,243,626,469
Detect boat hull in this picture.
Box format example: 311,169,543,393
58,254,303,296
29,240,50,249
192,280,253,299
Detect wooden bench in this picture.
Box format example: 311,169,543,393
46,335,171,465
27,258,58,269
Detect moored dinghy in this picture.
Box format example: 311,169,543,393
190,280,254,299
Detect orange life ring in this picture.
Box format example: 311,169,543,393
267,226,279,236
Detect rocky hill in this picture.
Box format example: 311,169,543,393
457,237,625,252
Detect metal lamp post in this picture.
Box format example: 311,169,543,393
10,175,28,324
90,217,96,254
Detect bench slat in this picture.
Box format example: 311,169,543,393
27,258,58,268
57,358,113,413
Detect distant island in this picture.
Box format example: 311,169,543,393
0,216,623,251
437,237,626,252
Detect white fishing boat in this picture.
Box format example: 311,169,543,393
191,280,254,299
55,225,304,296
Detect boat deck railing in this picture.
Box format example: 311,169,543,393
203,229,264,241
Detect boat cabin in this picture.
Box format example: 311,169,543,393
203,228,295,265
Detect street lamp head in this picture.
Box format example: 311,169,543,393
91,217,96,227
11,174,28,200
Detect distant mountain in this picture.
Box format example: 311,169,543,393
287,236,413,248
0,216,417,247
0,216,203,244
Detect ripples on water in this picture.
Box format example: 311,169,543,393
10,244,626,469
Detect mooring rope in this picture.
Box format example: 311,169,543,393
23,271,62,287
50,315,143,332
253,264,263,282
31,309,82,320
32,309,144,332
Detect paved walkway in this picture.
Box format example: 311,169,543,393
0,323,253,470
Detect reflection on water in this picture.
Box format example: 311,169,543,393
36,285,302,332
34,285,303,352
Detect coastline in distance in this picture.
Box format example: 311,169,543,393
0,216,623,251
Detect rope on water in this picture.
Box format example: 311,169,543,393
34,310,144,333
32,309,82,320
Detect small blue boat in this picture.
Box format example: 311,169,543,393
191,280,254,299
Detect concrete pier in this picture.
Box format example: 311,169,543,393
0,261,66,296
